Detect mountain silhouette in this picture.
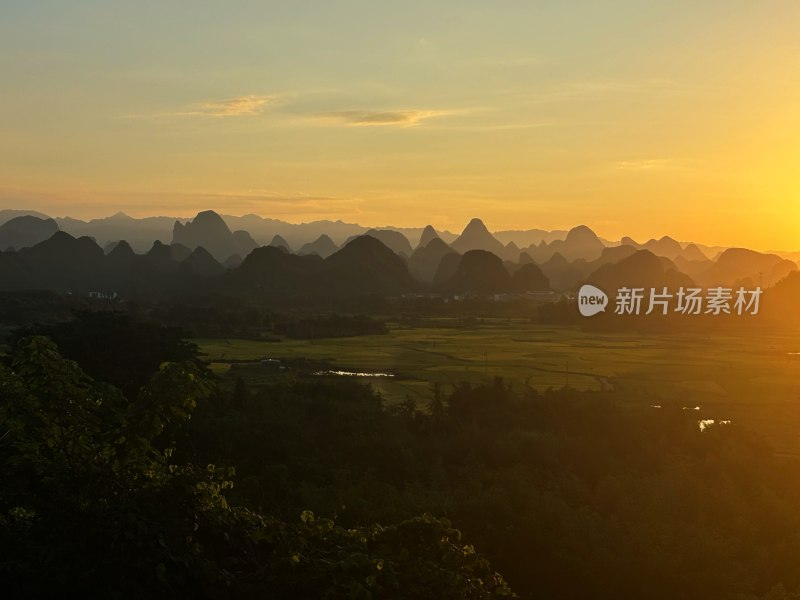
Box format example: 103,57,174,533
107,239,135,259
642,236,684,261
268,235,292,253
518,252,534,265
682,243,708,262
620,236,713,263
418,225,440,248
297,234,338,258
444,249,511,293
593,245,638,266
343,229,413,257
37,208,460,255
540,244,641,291
19,232,105,291
433,252,463,288
143,240,180,273
531,225,605,263
504,241,521,262
172,210,257,261
587,249,694,293
100,240,138,288
408,237,458,284
56,212,179,252
674,255,713,279
227,246,323,296
0,209,52,226
232,230,259,255
450,218,506,257
0,216,59,250
0,229,420,301
324,235,416,294
223,235,416,300
540,252,585,292
6,207,800,308
698,248,797,288
221,214,366,248
511,263,550,292
494,227,569,247
106,240,136,267
180,247,225,277
222,214,457,249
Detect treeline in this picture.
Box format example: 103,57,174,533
4,279,799,344
0,295,389,344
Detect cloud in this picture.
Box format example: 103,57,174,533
125,95,274,119
615,159,674,171
314,110,448,127
195,95,272,117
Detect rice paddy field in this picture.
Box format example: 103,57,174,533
196,321,800,453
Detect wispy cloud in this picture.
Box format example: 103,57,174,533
194,95,272,117
313,109,448,127
125,94,274,119
615,159,674,171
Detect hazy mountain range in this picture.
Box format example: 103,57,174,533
1,208,797,305
0,208,766,262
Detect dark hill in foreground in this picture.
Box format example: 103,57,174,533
0,216,60,250
586,249,694,293
444,250,512,293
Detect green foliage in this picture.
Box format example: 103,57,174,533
13,310,199,398
191,509,514,599
2,336,127,484
0,336,221,596
6,322,800,599
192,371,800,600
0,336,514,599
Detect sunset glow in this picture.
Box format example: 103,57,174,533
1,1,798,249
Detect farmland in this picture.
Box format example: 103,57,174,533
196,320,800,453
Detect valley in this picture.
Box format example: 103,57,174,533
198,320,800,454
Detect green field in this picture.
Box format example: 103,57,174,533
196,321,800,452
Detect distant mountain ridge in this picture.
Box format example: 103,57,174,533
3,208,798,268
1,223,797,304
418,225,440,248
451,218,508,258
297,234,338,258
173,211,258,262
409,238,458,284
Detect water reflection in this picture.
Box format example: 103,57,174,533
699,419,732,432
314,370,394,378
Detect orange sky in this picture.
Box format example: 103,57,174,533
1,1,798,249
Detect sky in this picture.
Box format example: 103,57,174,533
1,0,799,249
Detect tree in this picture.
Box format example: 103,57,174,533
12,310,199,399
0,337,516,598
